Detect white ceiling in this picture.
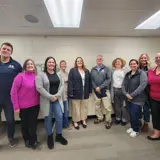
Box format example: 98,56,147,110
0,0,160,36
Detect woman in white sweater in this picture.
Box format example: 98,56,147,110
111,58,129,126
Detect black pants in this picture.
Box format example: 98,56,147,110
150,99,160,131
19,105,39,145
0,99,15,141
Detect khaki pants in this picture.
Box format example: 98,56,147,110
93,90,112,122
71,99,88,122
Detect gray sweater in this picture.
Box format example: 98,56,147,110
35,72,64,117
122,69,147,106
91,64,111,90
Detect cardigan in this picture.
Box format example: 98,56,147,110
36,72,64,117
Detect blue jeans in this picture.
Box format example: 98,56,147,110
128,102,141,132
44,101,63,136
63,100,69,128
141,102,150,122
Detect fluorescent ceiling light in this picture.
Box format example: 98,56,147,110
44,0,84,28
135,10,160,29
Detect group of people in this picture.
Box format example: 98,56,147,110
0,42,160,150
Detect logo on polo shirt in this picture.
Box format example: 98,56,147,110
8,64,15,69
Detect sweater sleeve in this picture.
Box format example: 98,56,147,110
68,69,74,97
89,71,92,94
35,73,53,101
122,75,128,96
91,68,97,89
10,74,22,111
54,73,64,98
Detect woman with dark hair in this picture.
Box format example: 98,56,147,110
68,57,92,130
36,57,68,149
122,59,147,137
138,53,151,132
11,59,39,149
147,53,160,140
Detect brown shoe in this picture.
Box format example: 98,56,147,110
105,122,112,129
94,119,103,124
141,122,149,132
68,124,73,130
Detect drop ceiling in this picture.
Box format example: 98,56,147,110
0,0,160,36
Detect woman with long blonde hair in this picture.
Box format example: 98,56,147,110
138,53,150,132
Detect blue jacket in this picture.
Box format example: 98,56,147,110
0,57,22,102
68,68,92,99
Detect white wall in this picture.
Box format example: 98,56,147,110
0,36,159,69
1,36,160,120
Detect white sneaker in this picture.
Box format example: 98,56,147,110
126,128,133,134
130,131,139,138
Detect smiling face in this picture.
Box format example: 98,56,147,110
26,60,35,72
60,61,67,71
76,57,83,68
129,60,138,71
47,58,56,70
140,54,148,66
0,44,12,58
115,59,123,69
96,55,103,66
155,53,160,67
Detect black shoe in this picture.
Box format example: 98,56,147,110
9,138,18,148
56,134,68,145
81,121,87,128
47,134,54,149
121,121,127,126
25,140,31,148
115,120,121,125
73,123,80,130
31,144,37,150
147,136,160,141
82,124,87,128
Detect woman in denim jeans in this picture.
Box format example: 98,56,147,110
138,53,150,132
122,59,148,138
59,60,72,130
36,57,68,149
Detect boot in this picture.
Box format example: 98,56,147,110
47,134,54,149
141,122,149,132
56,134,68,145
105,121,112,129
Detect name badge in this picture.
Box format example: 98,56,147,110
101,69,104,72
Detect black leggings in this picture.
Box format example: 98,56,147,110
150,99,160,131
19,105,39,145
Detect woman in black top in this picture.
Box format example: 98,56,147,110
68,57,92,129
36,57,67,149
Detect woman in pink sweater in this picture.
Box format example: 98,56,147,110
11,59,40,149
147,53,160,140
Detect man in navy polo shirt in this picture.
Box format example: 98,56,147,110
0,42,22,147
